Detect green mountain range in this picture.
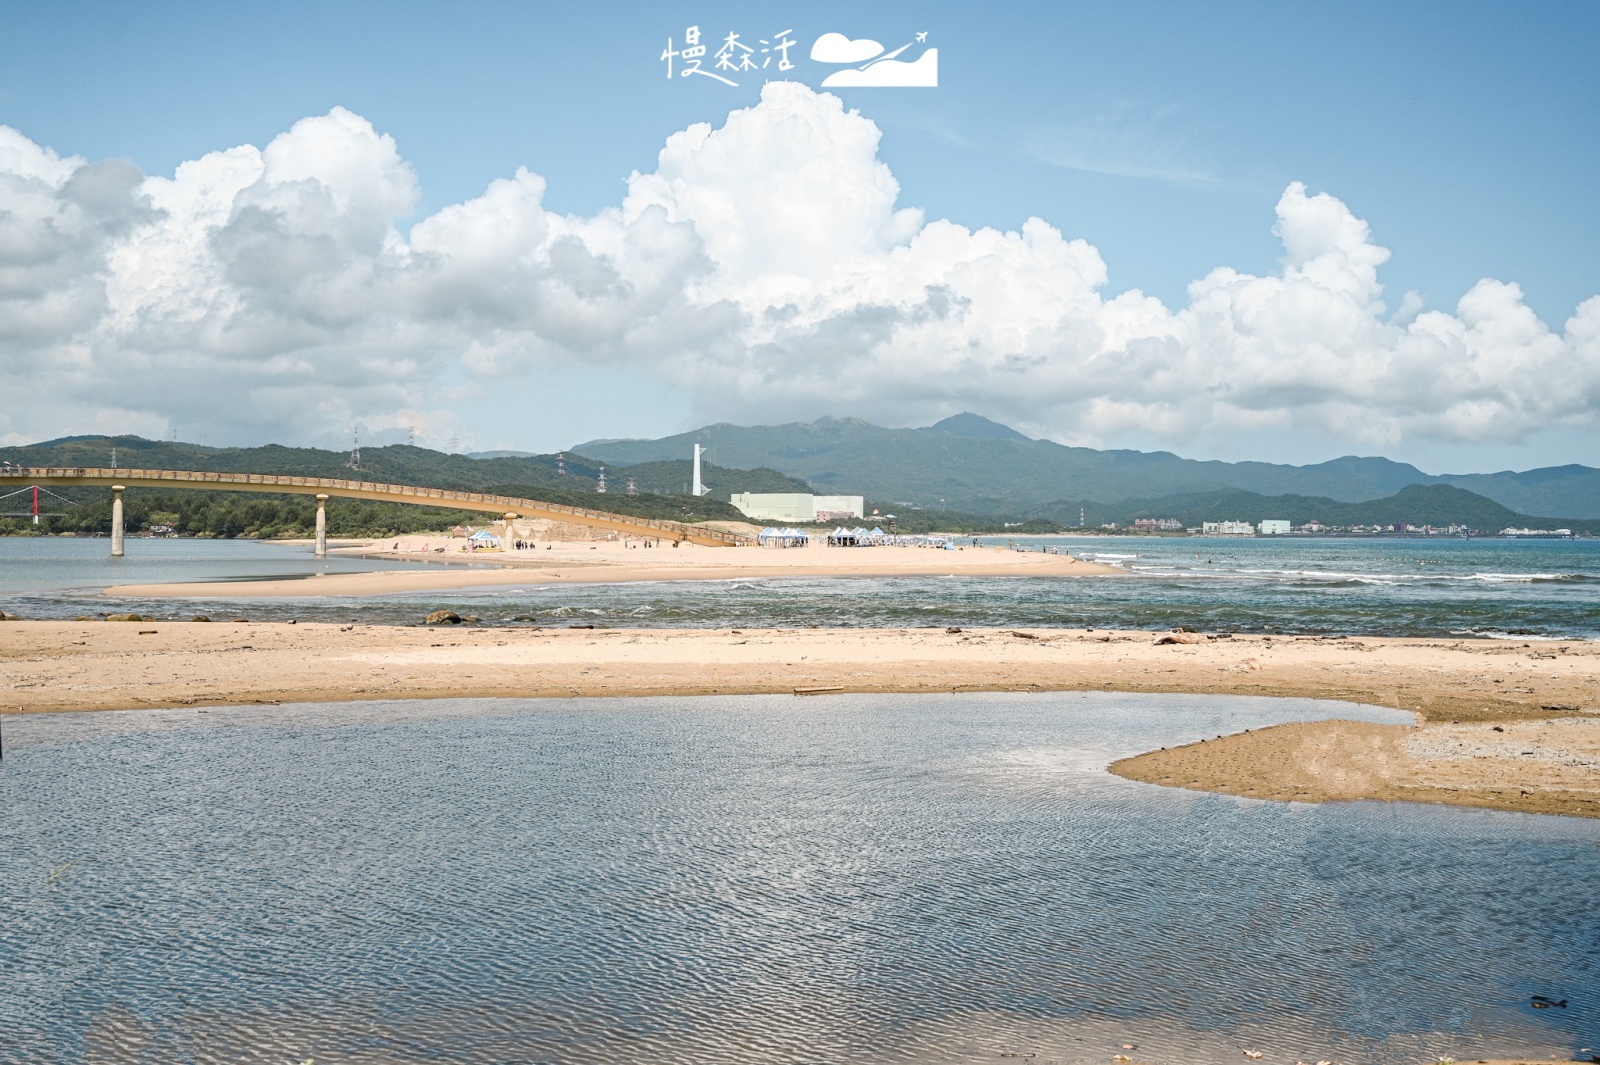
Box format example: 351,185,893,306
3,431,1593,536
574,413,1600,519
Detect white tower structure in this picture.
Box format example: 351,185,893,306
692,443,707,497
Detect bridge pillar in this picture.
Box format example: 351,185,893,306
110,486,125,557
314,494,329,558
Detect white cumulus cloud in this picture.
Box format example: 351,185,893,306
0,82,1595,457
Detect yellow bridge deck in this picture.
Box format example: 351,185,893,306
0,467,751,546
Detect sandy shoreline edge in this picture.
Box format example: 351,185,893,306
4,620,1597,820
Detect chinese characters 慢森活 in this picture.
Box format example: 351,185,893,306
662,27,795,85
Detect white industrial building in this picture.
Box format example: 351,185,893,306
1258,519,1291,535
1201,520,1257,536
729,493,865,523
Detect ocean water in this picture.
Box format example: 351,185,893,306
1,692,1595,1064
1,535,1596,638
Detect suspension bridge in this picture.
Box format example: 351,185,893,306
0,467,753,554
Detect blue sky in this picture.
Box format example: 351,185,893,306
2,1,1597,472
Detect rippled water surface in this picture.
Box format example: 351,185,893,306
2,535,1596,638
3,693,1597,1064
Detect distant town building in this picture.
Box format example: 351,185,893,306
1297,520,1327,533
1258,519,1291,535
1201,520,1256,536
1132,517,1182,531
1500,527,1573,538
729,493,865,523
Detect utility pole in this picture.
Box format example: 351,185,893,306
626,477,637,496
556,452,566,476
347,427,362,471
596,467,607,493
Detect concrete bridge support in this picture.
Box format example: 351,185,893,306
110,485,125,557
314,494,328,558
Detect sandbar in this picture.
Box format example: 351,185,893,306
1111,715,1600,820
104,538,1122,598
3,620,1595,818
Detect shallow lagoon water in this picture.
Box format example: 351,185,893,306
0,536,437,600
1,535,1596,638
3,692,1597,1063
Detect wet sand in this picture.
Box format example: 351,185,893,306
104,539,1121,598
3,621,1596,818
1111,716,1600,820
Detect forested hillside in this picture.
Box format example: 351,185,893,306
0,437,756,536
575,414,1600,517
4,433,1593,537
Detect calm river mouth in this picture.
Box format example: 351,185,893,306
2,692,1596,1064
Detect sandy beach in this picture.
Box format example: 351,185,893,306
4,620,1596,818
104,537,1122,598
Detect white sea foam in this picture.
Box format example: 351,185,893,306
1232,567,1578,583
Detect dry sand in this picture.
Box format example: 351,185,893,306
105,538,1121,598
4,620,1597,818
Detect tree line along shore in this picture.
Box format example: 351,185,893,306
0,487,1073,540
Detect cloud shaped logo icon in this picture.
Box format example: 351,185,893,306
821,49,938,88
810,32,938,88
810,33,885,64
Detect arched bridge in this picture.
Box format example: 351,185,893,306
0,467,752,554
